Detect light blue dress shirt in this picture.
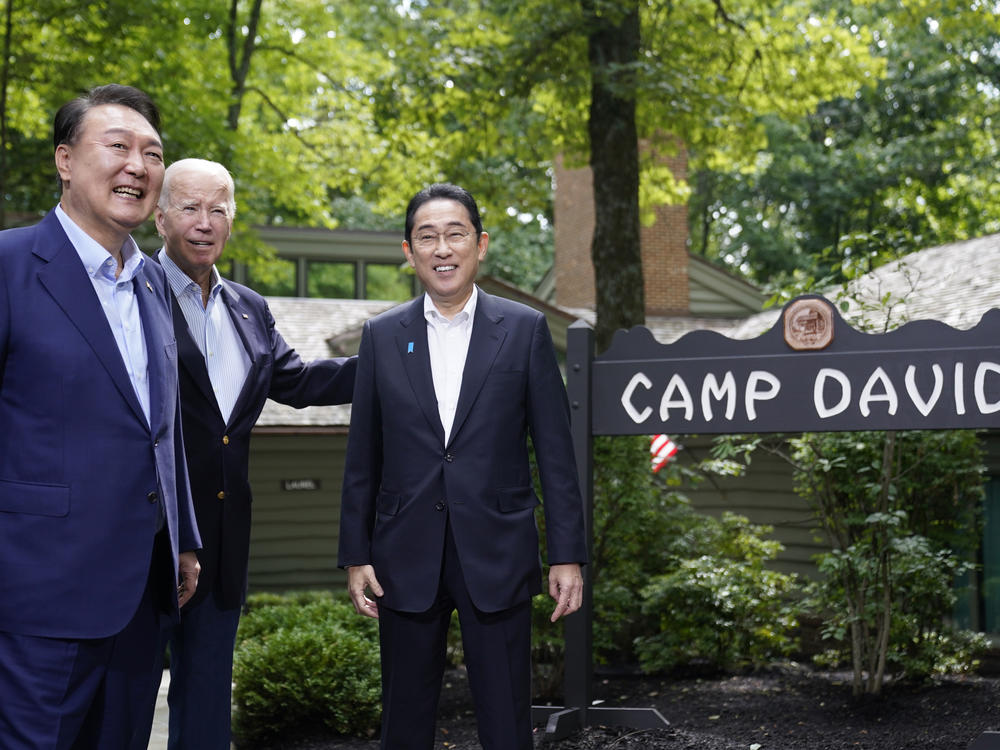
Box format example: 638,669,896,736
56,204,151,424
158,249,250,423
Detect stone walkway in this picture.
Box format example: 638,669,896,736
146,669,169,750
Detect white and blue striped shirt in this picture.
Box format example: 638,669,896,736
158,249,251,423
56,204,151,424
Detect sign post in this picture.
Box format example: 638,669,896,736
534,294,1000,738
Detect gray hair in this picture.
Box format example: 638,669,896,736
159,158,237,217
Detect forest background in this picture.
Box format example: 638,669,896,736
4,0,1000,345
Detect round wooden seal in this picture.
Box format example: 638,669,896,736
784,298,834,351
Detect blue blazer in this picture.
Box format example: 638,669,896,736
338,290,587,613
169,278,356,611
0,211,200,639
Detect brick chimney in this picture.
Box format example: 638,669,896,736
553,148,690,316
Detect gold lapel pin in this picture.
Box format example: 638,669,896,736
145,280,154,293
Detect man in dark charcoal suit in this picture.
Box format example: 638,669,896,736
339,182,588,750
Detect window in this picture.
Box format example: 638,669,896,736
246,257,296,297
307,261,355,298
365,263,412,301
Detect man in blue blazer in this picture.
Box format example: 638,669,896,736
0,85,200,749
132,158,357,750
339,183,588,749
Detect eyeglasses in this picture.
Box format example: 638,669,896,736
410,230,475,252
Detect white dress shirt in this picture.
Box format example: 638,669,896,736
425,286,478,445
56,204,151,424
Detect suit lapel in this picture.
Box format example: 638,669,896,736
33,215,147,427
397,296,446,446
450,291,506,447
220,284,261,424
169,291,220,416
136,264,170,432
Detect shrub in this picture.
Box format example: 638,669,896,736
232,591,381,746
533,436,800,686
237,591,371,642
635,512,800,672
807,532,989,680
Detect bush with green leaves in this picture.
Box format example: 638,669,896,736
533,435,800,685
807,527,988,682
717,428,987,695
635,512,800,673
232,591,381,746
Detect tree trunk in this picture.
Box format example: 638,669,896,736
871,432,897,695
582,0,643,353
0,0,14,229
226,0,264,132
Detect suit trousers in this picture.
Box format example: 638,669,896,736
130,590,242,750
0,530,171,750
377,519,533,750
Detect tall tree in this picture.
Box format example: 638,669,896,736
585,0,643,346
690,0,1000,288
376,1,879,349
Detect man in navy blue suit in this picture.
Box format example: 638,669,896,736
0,84,201,749
130,158,356,750
339,183,588,749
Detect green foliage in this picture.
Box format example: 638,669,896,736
718,427,986,695
232,590,380,745
807,533,988,680
691,1,1000,288
533,435,800,686
636,512,799,673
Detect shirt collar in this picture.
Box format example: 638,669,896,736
423,285,479,326
55,203,144,282
157,247,223,301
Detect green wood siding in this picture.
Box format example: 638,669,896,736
246,433,349,594
680,436,824,580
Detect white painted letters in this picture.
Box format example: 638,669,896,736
701,372,737,421
859,367,898,417
814,368,851,418
659,373,695,422
975,362,1000,414
745,371,781,421
621,372,653,423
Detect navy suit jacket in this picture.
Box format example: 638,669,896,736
169,278,356,611
0,210,200,639
338,290,588,613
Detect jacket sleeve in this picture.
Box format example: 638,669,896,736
525,313,589,566
337,319,382,567
263,300,358,407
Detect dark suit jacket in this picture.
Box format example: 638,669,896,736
169,278,356,611
0,210,200,639
338,290,587,613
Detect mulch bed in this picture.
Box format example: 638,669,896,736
277,663,1000,750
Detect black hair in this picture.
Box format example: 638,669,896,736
404,183,483,245
53,83,161,150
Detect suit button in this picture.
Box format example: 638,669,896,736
222,435,230,445
444,453,454,462
147,491,158,504
217,491,226,500
435,502,445,511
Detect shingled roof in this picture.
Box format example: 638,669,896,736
255,297,395,428
727,233,1000,340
